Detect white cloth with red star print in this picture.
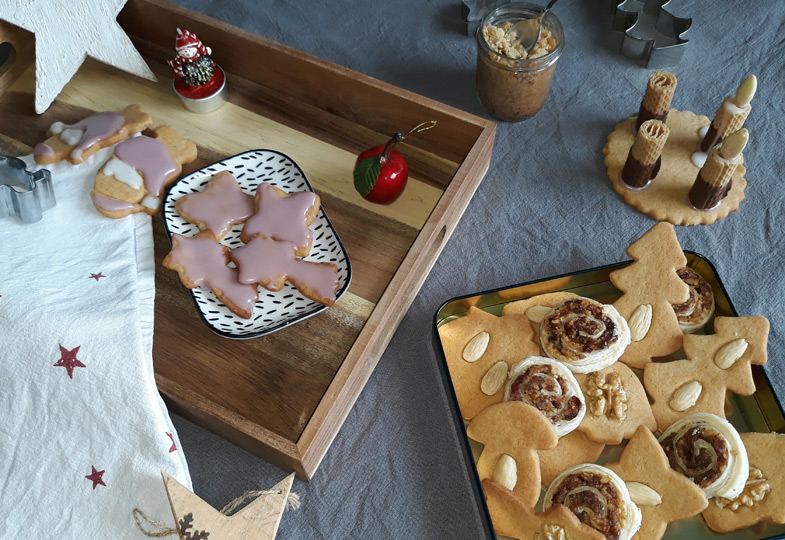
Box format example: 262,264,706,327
0,147,191,538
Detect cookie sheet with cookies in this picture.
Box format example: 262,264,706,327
434,222,782,540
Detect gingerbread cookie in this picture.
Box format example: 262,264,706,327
576,362,656,445
466,401,557,506
501,291,579,333
175,171,255,240
610,223,689,369
92,125,198,218
543,463,642,540
504,356,586,438
606,426,708,540
241,183,320,257
672,266,715,333
481,479,604,540
644,316,769,431
229,235,339,306
437,307,539,420
162,232,259,319
658,413,749,499
703,432,785,532
539,297,630,373
33,105,152,165
538,430,605,488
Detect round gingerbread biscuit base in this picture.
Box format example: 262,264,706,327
603,109,747,226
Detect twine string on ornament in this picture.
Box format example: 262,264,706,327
133,488,301,537
400,120,437,142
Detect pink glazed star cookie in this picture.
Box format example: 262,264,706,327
175,172,255,240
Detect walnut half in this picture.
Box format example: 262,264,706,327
585,371,628,421
714,466,770,511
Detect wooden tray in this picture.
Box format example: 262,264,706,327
0,0,495,479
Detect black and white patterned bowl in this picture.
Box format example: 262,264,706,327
162,150,352,339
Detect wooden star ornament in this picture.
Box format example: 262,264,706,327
0,0,155,113
162,472,295,540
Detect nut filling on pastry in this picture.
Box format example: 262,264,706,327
660,426,729,488
672,267,714,332
714,466,770,511
508,364,582,424
549,471,624,540
542,299,619,360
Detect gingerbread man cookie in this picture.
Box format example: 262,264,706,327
644,316,769,431
437,307,539,420
610,223,689,369
466,401,557,506
33,104,152,165
175,171,255,240
606,426,708,540
703,432,785,532
481,479,604,540
92,125,198,218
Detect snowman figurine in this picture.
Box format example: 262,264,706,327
168,28,224,101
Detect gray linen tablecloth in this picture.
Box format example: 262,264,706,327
168,1,785,537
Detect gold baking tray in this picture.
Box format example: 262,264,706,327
433,251,785,540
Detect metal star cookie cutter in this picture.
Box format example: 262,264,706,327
0,155,55,223
613,0,691,68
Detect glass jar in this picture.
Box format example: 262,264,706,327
476,3,565,122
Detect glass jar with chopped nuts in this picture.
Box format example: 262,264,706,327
476,3,565,122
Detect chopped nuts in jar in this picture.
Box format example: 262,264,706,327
482,22,557,60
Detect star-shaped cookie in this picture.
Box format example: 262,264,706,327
175,172,255,240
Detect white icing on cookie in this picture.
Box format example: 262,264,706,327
60,128,84,145
142,196,161,210
102,158,143,190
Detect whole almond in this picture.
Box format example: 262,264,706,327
481,361,508,396
492,454,517,491
525,305,552,324
670,380,703,411
715,338,749,370
463,331,490,363
628,304,653,342
626,481,662,506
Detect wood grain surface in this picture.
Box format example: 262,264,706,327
0,0,495,479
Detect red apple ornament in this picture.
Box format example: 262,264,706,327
353,121,437,205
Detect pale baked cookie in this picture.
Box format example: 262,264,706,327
658,413,749,499
33,104,152,165
481,479,605,540
606,426,708,540
229,235,339,306
538,430,605,488
610,223,689,369
92,125,198,218
703,432,785,532
241,183,320,257
437,307,540,420
466,401,557,506
644,316,769,431
543,463,642,540
575,362,656,445
602,109,747,225
672,266,715,333
501,291,579,333
539,297,630,373
504,356,585,438
162,232,259,319
175,171,255,240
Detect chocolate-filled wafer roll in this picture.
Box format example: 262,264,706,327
621,119,670,189
635,71,677,131
699,75,756,152
689,129,748,210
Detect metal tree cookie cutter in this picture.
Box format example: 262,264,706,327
0,155,55,223
613,0,691,68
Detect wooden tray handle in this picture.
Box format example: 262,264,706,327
0,21,35,97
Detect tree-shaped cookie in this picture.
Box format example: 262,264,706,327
466,401,557,506
643,316,769,431
606,426,708,540
703,432,785,532
538,430,605,488
610,223,689,368
437,307,540,420
482,479,604,540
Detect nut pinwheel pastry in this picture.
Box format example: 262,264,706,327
543,463,642,540
504,356,586,438
540,298,631,373
672,266,715,333
658,413,749,499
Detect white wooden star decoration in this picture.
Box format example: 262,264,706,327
0,0,155,114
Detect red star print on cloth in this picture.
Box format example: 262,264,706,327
166,432,177,453
88,272,106,281
53,345,85,379
85,466,106,489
